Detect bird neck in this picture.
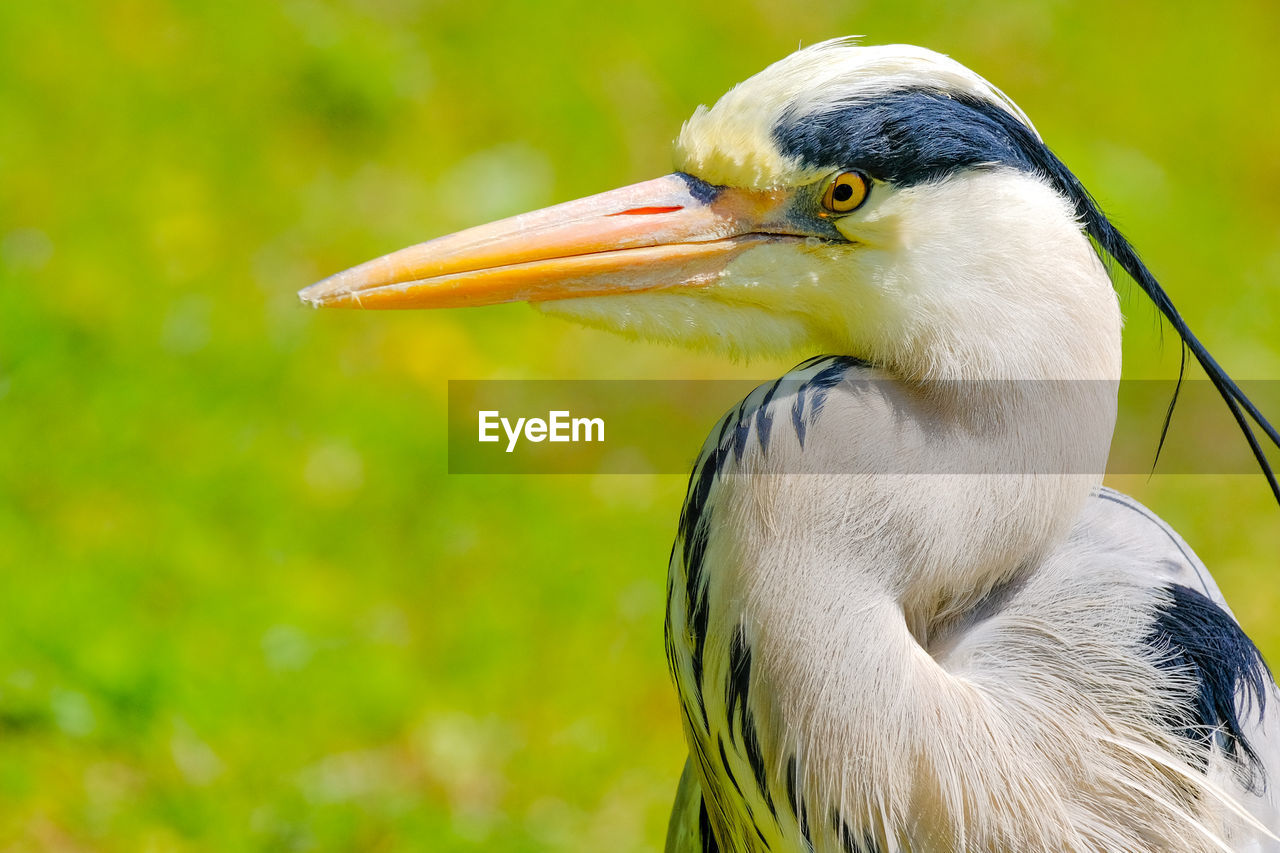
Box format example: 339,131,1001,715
702,367,1119,843
746,371,1117,628
722,175,1130,643
842,171,1124,385
818,174,1125,611
674,179,1134,847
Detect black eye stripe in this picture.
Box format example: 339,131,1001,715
774,88,1037,186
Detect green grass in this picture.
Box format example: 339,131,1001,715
1,1,1278,849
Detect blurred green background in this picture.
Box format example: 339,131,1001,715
2,1,1278,850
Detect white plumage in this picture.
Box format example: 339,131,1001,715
302,39,1280,852
663,357,1278,852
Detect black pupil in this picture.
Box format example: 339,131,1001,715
832,182,855,203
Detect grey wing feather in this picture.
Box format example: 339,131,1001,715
1090,487,1229,606
1090,487,1280,847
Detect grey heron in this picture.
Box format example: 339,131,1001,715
301,40,1280,852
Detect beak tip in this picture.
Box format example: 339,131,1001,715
298,288,327,309
298,272,355,309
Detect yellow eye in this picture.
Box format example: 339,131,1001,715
822,171,869,214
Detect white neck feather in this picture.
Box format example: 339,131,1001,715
842,170,1123,384
683,173,1175,849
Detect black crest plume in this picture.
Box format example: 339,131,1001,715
1055,162,1280,503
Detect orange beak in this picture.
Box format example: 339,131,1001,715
299,174,801,310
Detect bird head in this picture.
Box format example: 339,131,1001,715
300,39,1279,489
300,41,1122,381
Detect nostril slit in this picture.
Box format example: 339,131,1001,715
611,206,683,216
